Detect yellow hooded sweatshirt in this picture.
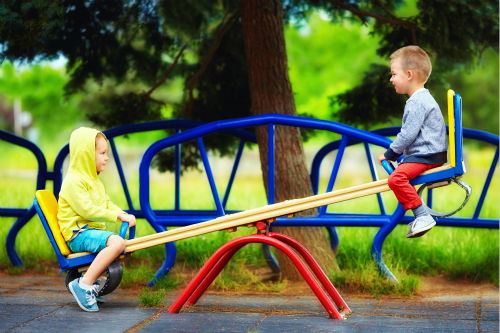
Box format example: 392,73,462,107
57,127,124,241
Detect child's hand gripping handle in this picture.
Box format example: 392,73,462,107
381,160,395,175
119,222,136,240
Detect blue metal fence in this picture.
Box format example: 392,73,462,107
1,115,498,284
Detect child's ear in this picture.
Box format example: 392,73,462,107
406,69,415,80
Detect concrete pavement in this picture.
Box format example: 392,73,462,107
0,274,498,332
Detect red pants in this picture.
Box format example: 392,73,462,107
388,163,442,210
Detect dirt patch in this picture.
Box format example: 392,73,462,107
416,275,499,298
1,268,497,299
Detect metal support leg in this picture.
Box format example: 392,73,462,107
371,204,405,282
147,224,177,286
169,233,351,319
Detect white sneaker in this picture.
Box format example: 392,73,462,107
406,215,436,238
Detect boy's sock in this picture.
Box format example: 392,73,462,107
411,204,428,218
78,279,94,291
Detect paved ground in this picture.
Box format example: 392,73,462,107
0,274,498,332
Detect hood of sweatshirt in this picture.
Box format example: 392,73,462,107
68,127,104,179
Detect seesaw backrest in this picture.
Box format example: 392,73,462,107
34,189,72,256
448,89,465,174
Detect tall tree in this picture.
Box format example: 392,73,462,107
0,0,497,280
240,0,335,278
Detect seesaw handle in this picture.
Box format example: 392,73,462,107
119,222,136,240
381,160,395,175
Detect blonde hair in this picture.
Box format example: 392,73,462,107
95,132,107,146
390,45,432,83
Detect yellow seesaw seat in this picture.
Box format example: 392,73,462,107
35,190,91,259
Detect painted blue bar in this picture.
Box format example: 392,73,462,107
119,222,136,240
320,136,347,215
52,144,69,196
268,124,275,204
381,160,395,175
0,130,47,191
371,205,405,282
109,138,135,210
427,188,433,208
6,206,36,266
474,147,499,219
175,128,181,211
222,140,245,208
454,93,465,173
197,137,224,215
0,208,29,217
364,143,386,215
326,227,340,253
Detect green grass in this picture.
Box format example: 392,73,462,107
138,289,167,307
330,265,419,296
0,145,498,296
211,260,288,292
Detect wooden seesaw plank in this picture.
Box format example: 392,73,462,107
126,178,388,247
125,165,453,253
125,179,391,253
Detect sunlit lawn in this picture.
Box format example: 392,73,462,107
0,142,498,295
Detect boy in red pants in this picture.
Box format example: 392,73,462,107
379,46,447,238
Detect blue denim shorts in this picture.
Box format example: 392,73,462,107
68,229,117,253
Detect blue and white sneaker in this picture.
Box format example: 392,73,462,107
406,215,436,238
68,278,99,312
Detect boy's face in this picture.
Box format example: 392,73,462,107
95,135,109,174
390,59,411,95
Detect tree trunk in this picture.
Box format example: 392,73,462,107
240,0,339,280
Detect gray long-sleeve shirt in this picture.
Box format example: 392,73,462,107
384,88,448,164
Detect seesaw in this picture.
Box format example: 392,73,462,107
34,176,392,319
33,163,468,319
33,89,470,319
125,176,393,252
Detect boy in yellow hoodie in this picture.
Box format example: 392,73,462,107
58,127,136,312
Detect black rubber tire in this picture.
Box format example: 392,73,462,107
64,260,123,296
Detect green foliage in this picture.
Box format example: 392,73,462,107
286,14,386,120
331,0,498,127
331,64,406,129
0,1,173,90
0,62,84,145
441,49,499,133
0,0,496,151
87,92,162,128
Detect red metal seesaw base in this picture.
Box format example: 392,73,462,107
168,230,351,319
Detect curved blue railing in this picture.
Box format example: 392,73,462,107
138,114,498,282
2,115,498,284
139,114,392,226
1,130,48,266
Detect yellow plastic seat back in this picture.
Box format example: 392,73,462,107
35,190,72,256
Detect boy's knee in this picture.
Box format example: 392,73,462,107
388,171,407,189
107,235,126,252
